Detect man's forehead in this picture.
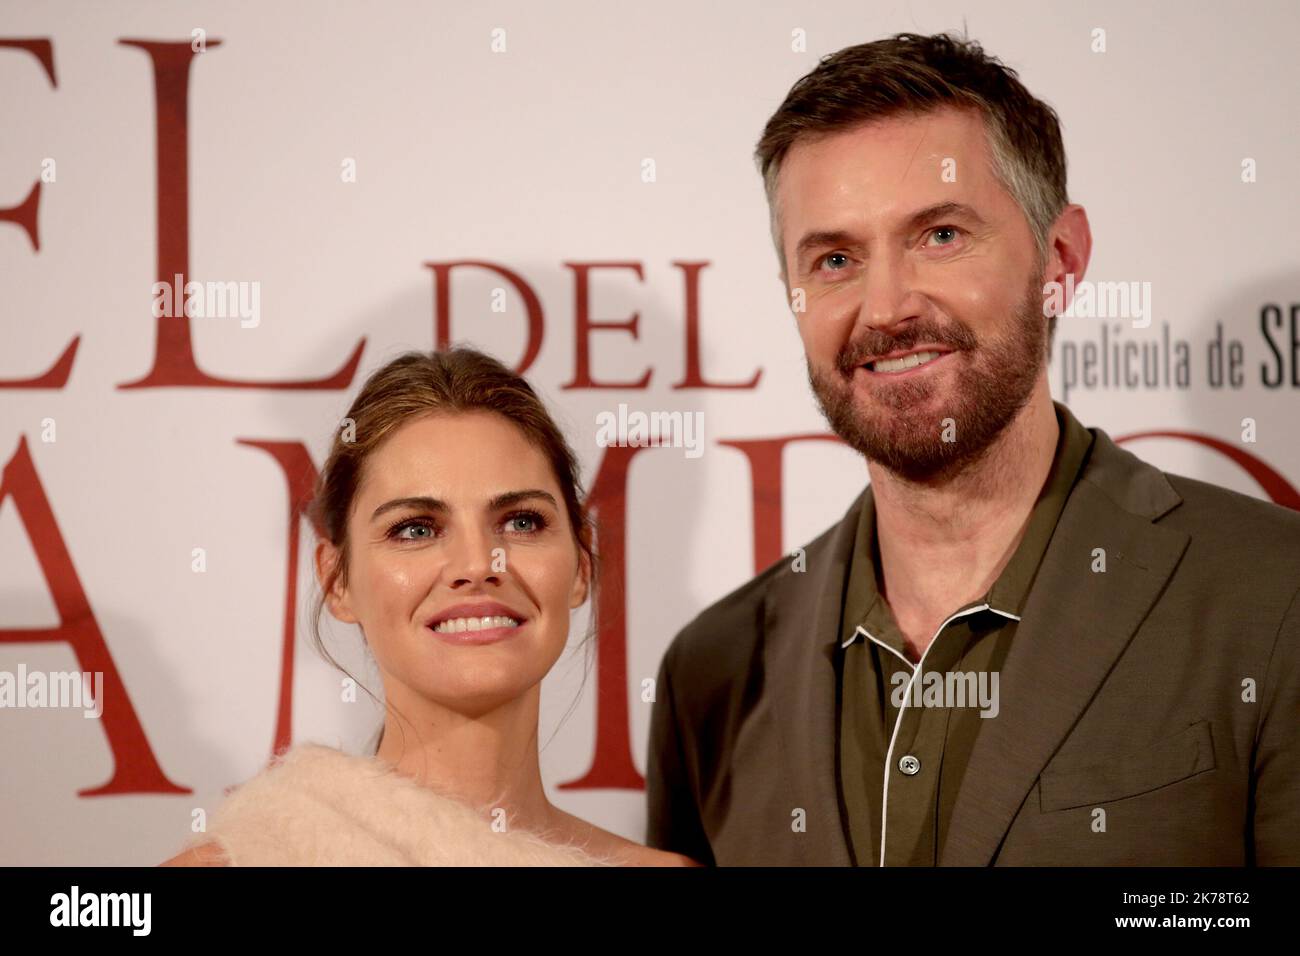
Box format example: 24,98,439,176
777,107,998,220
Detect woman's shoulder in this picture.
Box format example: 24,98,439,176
158,744,612,866
156,743,358,867
159,841,229,867
631,846,707,867
156,745,708,867
549,809,705,867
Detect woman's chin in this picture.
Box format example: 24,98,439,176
377,629,568,712
409,669,549,715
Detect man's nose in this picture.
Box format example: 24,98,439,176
854,249,921,335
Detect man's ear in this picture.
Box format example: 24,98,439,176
315,540,357,624
1043,203,1093,297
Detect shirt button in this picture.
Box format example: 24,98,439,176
898,754,921,776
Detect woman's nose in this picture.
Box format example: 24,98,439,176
444,526,501,587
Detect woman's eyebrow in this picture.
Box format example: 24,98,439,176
370,496,446,521
369,490,557,522
488,489,558,510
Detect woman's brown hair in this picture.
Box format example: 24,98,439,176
306,346,598,752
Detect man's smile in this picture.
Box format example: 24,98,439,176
856,348,958,378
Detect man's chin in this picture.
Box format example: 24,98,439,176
853,420,965,477
865,435,978,482
814,387,978,480
845,377,951,424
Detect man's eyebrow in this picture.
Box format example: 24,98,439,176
369,490,557,522
907,200,988,230
794,229,860,265
792,202,989,265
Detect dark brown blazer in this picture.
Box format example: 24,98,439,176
645,416,1300,865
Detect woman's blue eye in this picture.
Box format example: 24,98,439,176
505,512,542,533
390,520,433,539
503,510,548,534
385,512,545,539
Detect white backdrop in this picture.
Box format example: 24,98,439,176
2,0,1297,865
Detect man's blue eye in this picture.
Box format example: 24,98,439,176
930,226,959,245
822,253,849,270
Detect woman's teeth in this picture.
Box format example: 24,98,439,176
868,350,945,373
433,616,520,634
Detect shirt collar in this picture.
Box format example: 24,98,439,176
840,401,1096,649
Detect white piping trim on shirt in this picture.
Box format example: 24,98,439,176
842,605,1020,649
848,602,1019,866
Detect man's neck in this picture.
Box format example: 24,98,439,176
867,380,1059,661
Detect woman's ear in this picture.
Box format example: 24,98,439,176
315,540,357,624
569,546,592,610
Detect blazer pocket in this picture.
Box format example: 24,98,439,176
1038,720,1216,812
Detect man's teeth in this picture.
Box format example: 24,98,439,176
433,615,520,634
868,350,945,373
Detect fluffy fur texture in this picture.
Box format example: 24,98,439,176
184,743,618,866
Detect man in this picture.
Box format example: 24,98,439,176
645,32,1300,866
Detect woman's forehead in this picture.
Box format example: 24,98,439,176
359,411,560,503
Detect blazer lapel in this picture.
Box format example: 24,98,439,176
761,487,865,866
940,430,1190,865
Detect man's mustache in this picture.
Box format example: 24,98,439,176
836,321,979,374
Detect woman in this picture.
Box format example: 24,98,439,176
162,347,698,867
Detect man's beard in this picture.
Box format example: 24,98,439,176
807,272,1047,483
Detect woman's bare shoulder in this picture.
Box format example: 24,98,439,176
631,846,706,867
158,841,230,867
552,810,705,867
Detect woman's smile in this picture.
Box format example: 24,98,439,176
426,600,529,645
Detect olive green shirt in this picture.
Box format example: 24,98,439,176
838,405,1096,866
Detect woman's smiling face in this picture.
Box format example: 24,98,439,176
319,409,590,717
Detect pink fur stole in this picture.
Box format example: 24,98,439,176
185,743,618,866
